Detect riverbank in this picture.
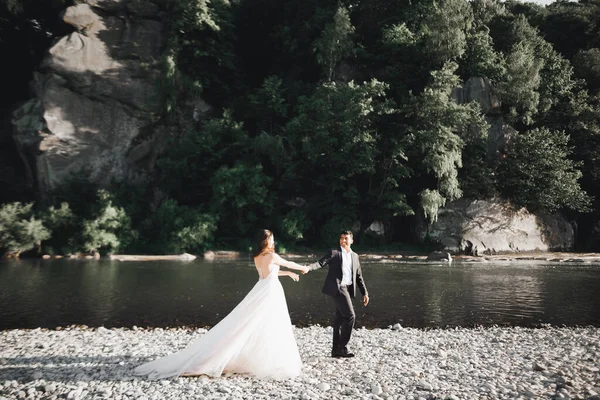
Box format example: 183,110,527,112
360,251,600,264
18,249,600,264
1,326,598,400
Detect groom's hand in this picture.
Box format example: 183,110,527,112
363,295,369,307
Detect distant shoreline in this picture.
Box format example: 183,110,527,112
11,250,600,264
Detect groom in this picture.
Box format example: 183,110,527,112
308,230,369,358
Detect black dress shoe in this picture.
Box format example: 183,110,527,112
331,349,355,358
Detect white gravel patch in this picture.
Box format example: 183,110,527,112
1,325,599,400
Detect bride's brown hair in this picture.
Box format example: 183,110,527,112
252,229,275,258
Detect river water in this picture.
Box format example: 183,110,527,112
1,258,599,330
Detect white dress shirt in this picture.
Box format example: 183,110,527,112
341,247,353,286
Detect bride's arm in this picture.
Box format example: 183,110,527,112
278,270,300,281
273,254,309,274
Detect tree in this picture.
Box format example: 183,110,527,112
498,41,542,125
419,0,473,64
211,162,273,237
470,0,506,27
573,48,600,93
313,6,355,82
497,128,591,213
167,0,238,108
461,28,506,83
137,199,217,254
158,110,250,205
283,79,396,242
403,62,489,223
39,202,77,255
80,190,135,254
0,202,50,257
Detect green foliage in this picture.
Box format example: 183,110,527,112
381,23,415,47
279,208,311,242
248,76,288,127
419,0,473,64
0,202,50,256
497,128,591,213
211,162,273,236
490,14,578,125
459,137,497,199
540,0,600,59
404,62,489,220
39,202,77,255
281,78,411,241
164,0,237,107
567,93,600,183
471,0,506,27
245,75,289,153
573,49,600,93
313,6,355,81
498,41,542,125
7,0,600,250
461,29,506,83
50,169,99,219
420,189,446,224
80,190,135,254
138,199,217,254
158,110,250,205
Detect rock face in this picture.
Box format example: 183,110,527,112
451,77,501,115
422,198,574,254
12,1,165,194
452,77,515,161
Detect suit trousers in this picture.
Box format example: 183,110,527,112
331,285,355,351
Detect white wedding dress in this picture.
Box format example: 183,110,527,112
134,264,302,380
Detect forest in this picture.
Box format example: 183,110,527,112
1,0,600,256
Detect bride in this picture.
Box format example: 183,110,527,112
134,229,309,380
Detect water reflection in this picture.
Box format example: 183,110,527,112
0,259,599,329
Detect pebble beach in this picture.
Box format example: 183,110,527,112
1,325,599,400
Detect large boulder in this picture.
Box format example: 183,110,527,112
421,198,574,254
11,1,166,194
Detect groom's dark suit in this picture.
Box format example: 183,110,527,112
309,247,368,355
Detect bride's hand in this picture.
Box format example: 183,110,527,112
300,266,309,274
289,273,300,282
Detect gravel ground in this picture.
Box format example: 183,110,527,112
1,325,599,400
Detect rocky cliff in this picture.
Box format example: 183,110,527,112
12,0,165,194
451,76,517,161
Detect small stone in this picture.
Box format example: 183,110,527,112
317,382,330,391
372,383,382,395
43,383,56,393
533,363,546,371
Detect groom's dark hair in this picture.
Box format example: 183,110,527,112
340,230,353,238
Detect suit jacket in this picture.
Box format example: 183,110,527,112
309,247,368,298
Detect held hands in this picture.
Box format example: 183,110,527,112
300,265,310,275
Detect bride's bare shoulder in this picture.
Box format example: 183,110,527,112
254,252,276,263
